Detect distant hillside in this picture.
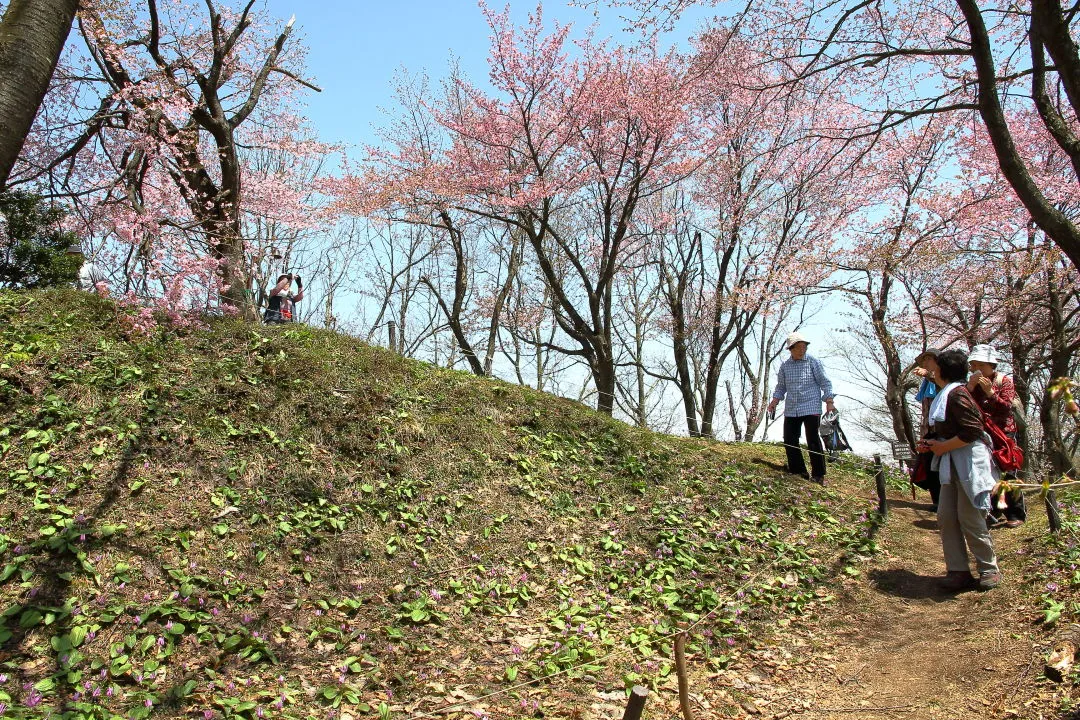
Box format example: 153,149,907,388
0,290,880,719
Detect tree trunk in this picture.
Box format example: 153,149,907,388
592,347,617,416
1041,265,1079,478
871,278,918,453
958,0,1080,272
0,0,79,189
656,230,703,436
726,380,743,442
673,330,701,436
698,241,740,438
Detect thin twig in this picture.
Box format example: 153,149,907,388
836,662,867,685
811,705,916,713
1006,650,1037,704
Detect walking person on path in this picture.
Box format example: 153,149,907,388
919,348,1002,592
767,332,835,486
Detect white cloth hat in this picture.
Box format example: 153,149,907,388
968,344,998,365
785,331,809,349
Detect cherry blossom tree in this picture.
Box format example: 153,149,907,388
336,5,712,414
633,32,853,437
11,0,323,321
825,120,986,453
596,0,1080,274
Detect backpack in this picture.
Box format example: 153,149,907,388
909,450,938,489
983,413,1024,472
982,376,1024,471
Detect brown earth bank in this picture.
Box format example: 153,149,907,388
638,483,1078,720
2,291,1079,720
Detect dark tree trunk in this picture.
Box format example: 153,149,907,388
872,276,918,453
958,0,1080,272
657,230,703,436
424,212,484,376
0,0,80,189
1041,265,1080,478
592,347,616,416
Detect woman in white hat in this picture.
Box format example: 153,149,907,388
966,344,1025,527
767,332,836,485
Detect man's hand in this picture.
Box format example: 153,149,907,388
825,398,835,412
767,399,778,413
924,438,952,456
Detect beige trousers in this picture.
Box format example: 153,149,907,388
938,481,999,576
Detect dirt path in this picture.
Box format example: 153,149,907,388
693,490,1054,720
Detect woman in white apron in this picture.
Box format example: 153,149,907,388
919,349,1001,592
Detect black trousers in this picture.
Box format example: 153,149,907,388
784,415,826,478
989,432,1026,523
989,475,1027,522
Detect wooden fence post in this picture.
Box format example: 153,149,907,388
622,685,648,720
1047,488,1063,533
674,626,695,720
387,321,397,353
873,453,888,517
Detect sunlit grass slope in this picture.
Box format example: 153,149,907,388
0,289,879,719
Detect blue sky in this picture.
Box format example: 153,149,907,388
252,1,886,454
261,0,715,148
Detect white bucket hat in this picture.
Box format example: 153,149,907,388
785,331,809,350
968,344,998,365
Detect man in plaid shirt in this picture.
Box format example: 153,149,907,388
767,332,836,485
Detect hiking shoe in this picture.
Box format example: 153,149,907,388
978,571,1002,591
812,476,826,487
1004,520,1024,529
938,570,975,592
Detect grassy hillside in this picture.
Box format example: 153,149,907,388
0,290,885,719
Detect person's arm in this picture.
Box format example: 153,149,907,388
767,363,786,412
926,435,969,455
811,357,835,410
983,375,1014,415
270,276,291,296
927,390,983,454
291,276,304,302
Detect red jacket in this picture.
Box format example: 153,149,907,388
970,373,1017,435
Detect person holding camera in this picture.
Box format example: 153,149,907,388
912,347,943,510
264,273,303,324
966,344,1025,528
